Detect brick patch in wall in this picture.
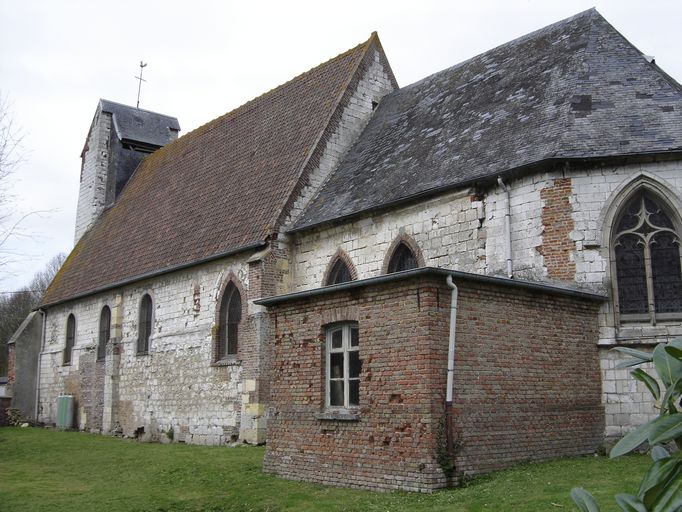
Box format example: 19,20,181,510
539,178,576,280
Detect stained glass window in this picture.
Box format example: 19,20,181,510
613,192,681,321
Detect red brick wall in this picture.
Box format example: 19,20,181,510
451,284,603,477
539,178,577,280
263,274,603,491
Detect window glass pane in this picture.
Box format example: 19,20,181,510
227,323,238,354
350,327,359,347
139,295,152,353
617,197,642,232
349,380,360,406
388,243,418,273
645,196,674,229
615,234,648,314
651,232,682,313
349,351,361,378
329,381,344,406
227,286,241,322
330,353,344,378
98,307,110,360
65,315,75,364
331,329,343,349
328,259,352,285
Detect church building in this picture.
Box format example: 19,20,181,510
12,9,682,491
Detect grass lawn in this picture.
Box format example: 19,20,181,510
0,427,649,512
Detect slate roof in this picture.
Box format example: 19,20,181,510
293,9,682,232
42,36,378,306
98,99,180,147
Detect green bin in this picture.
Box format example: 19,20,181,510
56,395,74,430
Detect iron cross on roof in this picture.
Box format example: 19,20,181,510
135,61,147,109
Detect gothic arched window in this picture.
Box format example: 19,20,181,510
217,282,241,360
326,258,353,286
137,294,153,354
613,191,682,322
387,242,418,273
63,314,76,365
97,306,111,361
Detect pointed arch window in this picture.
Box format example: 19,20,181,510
613,191,682,323
217,283,241,360
137,294,153,355
326,259,353,286
64,314,76,365
97,306,111,361
387,242,418,273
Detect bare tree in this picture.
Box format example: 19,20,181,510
0,253,66,376
0,92,25,271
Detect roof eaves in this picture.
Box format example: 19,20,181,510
6,311,39,345
254,266,607,306
289,150,682,234
40,241,267,309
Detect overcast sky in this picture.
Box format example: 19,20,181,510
1,0,681,292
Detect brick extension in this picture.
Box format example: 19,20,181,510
261,270,604,491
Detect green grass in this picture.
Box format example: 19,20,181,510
0,427,649,512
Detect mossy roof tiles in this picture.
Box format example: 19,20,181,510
42,36,375,306
293,9,682,231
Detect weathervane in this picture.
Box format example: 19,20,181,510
135,61,147,109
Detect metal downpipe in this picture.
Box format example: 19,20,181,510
445,275,458,458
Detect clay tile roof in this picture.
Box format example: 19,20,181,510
42,36,375,306
294,9,682,231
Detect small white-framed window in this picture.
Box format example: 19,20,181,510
326,323,360,409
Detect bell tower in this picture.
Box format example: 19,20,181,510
74,99,179,243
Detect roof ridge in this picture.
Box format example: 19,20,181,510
98,98,179,120
168,35,375,149
584,11,682,97
400,8,601,93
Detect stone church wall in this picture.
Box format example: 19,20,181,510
74,109,112,244
291,189,485,289
38,253,265,445
567,160,682,437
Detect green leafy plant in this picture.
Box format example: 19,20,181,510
436,415,456,477
571,337,682,512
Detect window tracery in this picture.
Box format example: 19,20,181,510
613,191,682,322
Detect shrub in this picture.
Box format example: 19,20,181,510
571,337,682,511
